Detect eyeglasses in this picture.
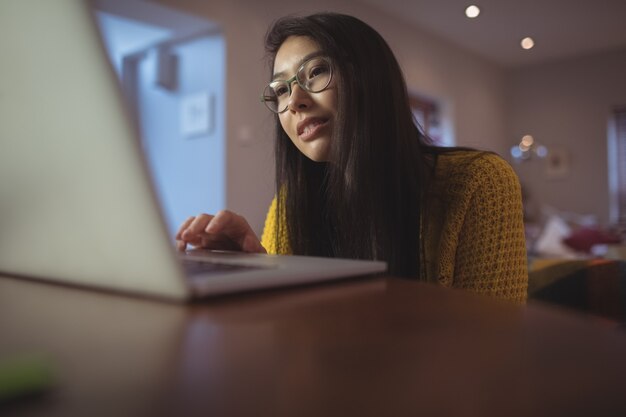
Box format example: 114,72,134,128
260,56,333,114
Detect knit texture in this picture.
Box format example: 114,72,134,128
261,151,528,303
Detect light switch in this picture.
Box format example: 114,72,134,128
180,92,212,138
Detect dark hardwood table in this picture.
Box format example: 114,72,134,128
2,274,626,417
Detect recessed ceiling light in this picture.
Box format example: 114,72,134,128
465,5,481,18
521,37,535,50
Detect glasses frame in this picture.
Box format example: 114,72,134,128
260,56,333,114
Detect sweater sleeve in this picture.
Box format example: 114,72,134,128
452,154,528,303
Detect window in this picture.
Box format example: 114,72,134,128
608,106,626,225
95,3,226,237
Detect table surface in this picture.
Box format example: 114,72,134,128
2,273,626,417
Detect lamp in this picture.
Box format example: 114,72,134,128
156,46,178,91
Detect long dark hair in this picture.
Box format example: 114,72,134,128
265,13,435,278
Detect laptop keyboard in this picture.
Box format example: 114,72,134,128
181,259,264,276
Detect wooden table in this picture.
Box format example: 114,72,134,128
2,274,626,417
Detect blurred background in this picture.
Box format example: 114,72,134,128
93,0,626,259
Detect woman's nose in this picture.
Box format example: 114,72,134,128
287,83,312,112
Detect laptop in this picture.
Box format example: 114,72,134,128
0,0,386,301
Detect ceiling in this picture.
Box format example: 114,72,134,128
357,0,626,68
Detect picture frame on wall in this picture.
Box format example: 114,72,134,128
545,147,570,179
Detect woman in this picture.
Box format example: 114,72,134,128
176,13,528,303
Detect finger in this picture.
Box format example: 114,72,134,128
241,232,267,253
176,239,187,252
205,210,255,242
175,216,195,240
207,211,265,253
204,210,240,235
182,213,214,240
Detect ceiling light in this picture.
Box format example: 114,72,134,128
521,135,534,147
465,5,481,18
521,37,535,50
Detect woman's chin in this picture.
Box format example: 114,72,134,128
297,138,331,162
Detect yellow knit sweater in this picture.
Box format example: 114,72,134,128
261,151,528,303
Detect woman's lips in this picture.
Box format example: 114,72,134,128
297,118,329,141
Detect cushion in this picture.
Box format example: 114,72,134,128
563,227,621,253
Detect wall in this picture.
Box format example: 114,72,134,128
508,47,626,225
155,0,508,236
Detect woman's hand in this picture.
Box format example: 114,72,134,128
175,210,267,254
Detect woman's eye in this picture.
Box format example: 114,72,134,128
308,65,329,79
274,85,289,97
